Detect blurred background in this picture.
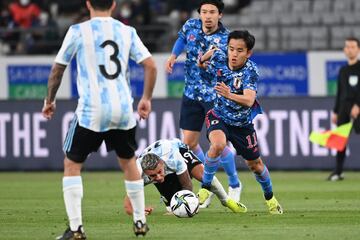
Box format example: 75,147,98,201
0,0,359,171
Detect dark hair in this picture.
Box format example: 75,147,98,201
345,37,360,47
140,153,162,171
88,0,113,11
228,30,255,50
197,0,225,14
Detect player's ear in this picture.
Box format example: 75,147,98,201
246,49,253,58
86,1,92,11
219,12,223,19
111,0,116,11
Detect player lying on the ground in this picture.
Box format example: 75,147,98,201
123,138,247,215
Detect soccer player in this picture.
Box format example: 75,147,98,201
197,30,283,214
165,0,242,205
41,0,156,238
328,37,360,181
123,139,247,215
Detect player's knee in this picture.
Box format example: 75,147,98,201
183,140,198,150
210,142,226,156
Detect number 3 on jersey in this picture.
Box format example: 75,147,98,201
99,40,121,80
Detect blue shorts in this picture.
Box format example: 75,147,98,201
180,95,213,131
206,110,260,161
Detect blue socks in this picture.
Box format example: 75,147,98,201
220,146,240,188
254,165,273,200
193,145,205,163
202,153,221,188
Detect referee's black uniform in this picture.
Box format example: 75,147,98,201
331,60,360,177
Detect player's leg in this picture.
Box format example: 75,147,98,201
198,111,228,203
219,146,242,202
230,123,282,214
245,158,283,214
57,119,102,240
191,164,246,213
109,127,148,236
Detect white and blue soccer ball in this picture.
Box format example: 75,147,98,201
170,190,199,218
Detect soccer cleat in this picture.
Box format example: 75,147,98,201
56,226,86,240
222,198,247,213
197,188,211,205
327,172,344,181
133,220,149,237
228,186,242,202
199,192,215,208
266,196,283,214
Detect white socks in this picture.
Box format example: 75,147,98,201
210,176,229,204
63,176,83,231
125,179,146,223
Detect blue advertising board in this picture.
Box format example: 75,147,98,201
7,65,51,99
325,60,346,96
251,53,308,96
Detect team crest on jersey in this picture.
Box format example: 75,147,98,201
233,77,242,89
349,75,358,86
189,34,196,41
214,38,220,44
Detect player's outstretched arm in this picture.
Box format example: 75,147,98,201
138,57,157,120
177,170,193,191
42,63,66,120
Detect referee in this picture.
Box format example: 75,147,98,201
328,37,360,181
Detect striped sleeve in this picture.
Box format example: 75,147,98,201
55,25,80,65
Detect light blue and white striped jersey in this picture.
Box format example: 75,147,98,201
55,17,151,132
136,139,188,185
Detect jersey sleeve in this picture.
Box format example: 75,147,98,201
129,28,152,64
55,25,80,65
172,151,188,175
177,19,197,42
243,64,260,91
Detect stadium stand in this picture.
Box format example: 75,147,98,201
0,0,360,54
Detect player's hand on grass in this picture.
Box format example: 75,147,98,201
145,207,154,215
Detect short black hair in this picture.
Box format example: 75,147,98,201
197,0,225,14
88,0,113,11
228,30,255,50
140,153,162,171
345,37,360,47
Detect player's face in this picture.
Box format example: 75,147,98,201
199,4,222,31
227,38,252,70
144,161,165,183
344,40,360,61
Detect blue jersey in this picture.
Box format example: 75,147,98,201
178,18,229,102
136,139,190,185
55,17,151,132
208,50,262,127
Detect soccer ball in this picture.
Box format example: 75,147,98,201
170,190,199,218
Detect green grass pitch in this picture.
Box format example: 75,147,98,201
0,171,359,240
